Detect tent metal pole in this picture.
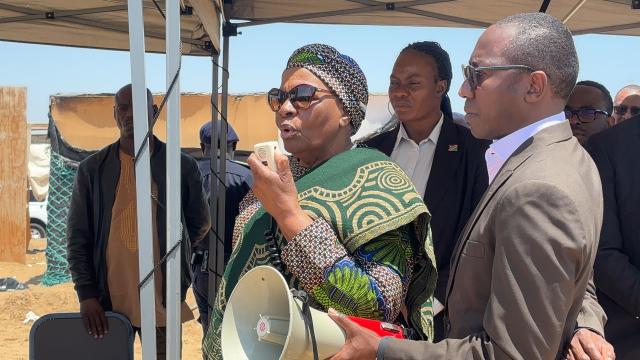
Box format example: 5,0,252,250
127,0,157,359
215,21,232,299
539,0,552,13
562,0,588,24
208,49,221,310
165,0,182,358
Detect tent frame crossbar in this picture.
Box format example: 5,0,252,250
0,3,206,47
234,0,491,29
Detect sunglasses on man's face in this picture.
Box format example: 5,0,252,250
267,84,333,112
461,64,535,91
564,108,610,123
613,105,640,117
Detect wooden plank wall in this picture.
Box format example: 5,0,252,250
0,87,28,263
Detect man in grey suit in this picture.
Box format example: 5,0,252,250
329,13,608,360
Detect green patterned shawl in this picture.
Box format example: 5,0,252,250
203,148,437,359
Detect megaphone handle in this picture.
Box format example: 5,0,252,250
291,290,320,360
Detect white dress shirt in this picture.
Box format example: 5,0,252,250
390,113,445,315
390,114,444,198
486,112,566,184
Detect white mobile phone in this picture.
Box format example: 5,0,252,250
254,141,279,172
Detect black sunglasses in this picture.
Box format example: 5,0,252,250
564,108,610,123
267,84,333,112
613,105,640,116
461,64,535,91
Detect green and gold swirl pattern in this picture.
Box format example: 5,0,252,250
297,160,427,252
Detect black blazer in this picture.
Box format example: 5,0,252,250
586,115,640,360
362,117,490,304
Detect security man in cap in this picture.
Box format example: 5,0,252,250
191,120,252,343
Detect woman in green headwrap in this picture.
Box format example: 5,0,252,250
203,44,437,359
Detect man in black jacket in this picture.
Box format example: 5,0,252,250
361,42,490,340
66,84,210,358
587,114,640,359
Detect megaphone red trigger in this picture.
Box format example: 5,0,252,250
346,316,407,339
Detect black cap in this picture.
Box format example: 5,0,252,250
199,120,239,146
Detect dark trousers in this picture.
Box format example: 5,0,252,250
133,326,167,360
191,260,210,337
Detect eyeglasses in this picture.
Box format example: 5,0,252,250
461,64,535,91
564,108,610,123
267,84,333,112
613,105,640,117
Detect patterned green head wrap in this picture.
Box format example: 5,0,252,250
286,43,368,135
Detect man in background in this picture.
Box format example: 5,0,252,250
587,114,640,359
191,120,252,340
67,84,210,359
565,80,614,145
612,85,640,124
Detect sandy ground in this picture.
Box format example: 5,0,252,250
0,239,204,359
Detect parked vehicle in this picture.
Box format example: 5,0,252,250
29,199,47,239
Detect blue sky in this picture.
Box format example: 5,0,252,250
2,23,639,123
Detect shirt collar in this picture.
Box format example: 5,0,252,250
489,112,566,162
395,112,444,148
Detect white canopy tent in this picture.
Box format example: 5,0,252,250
0,0,221,54
3,1,639,359
223,0,640,35
2,0,639,52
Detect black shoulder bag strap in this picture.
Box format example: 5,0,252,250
265,216,319,360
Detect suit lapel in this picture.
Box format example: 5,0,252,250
376,124,400,157
423,118,461,211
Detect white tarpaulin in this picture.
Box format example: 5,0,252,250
28,143,50,201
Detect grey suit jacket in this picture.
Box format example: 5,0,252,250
382,122,603,359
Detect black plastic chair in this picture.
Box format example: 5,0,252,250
29,312,134,360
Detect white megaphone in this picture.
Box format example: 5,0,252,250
221,265,347,359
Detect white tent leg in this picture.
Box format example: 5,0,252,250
208,51,221,306
127,1,157,359
165,0,182,358
216,25,231,262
